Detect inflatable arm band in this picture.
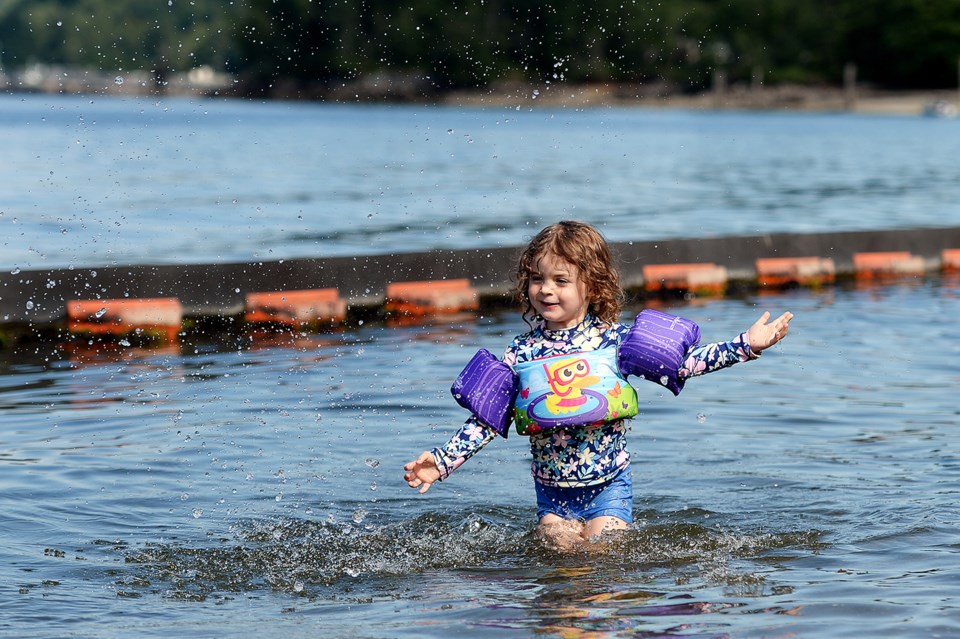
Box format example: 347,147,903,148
450,349,518,438
618,309,701,396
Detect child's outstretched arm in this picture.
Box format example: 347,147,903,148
404,340,519,494
403,416,498,494
403,451,441,494
678,309,794,380
746,311,794,353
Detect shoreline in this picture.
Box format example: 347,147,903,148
2,65,958,116
441,82,960,116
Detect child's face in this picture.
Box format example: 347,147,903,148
528,252,590,330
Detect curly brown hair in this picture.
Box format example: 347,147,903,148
515,220,624,326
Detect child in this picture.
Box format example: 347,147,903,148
403,221,793,549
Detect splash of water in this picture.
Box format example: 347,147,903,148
121,510,523,599
117,510,822,602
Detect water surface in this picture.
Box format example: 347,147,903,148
2,94,959,270
2,278,958,637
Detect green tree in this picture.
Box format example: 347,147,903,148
839,0,960,88
5,0,960,95
0,0,240,72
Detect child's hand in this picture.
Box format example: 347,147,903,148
747,311,794,353
403,451,442,494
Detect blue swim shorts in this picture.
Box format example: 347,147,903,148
534,467,633,523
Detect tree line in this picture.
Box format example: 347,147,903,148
2,0,959,96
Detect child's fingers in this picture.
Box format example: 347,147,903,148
774,312,793,332
771,312,793,343
405,474,433,493
757,310,793,332
775,311,794,325
751,311,771,329
404,452,439,492
403,451,432,472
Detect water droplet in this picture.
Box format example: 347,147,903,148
293,581,304,593
364,458,380,468
25,300,34,310
369,481,378,491
697,413,706,424
114,76,124,86
119,339,131,347
95,307,107,318
352,507,367,523
11,267,20,275
659,375,669,386
192,508,203,518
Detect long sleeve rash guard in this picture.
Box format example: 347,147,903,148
432,314,758,488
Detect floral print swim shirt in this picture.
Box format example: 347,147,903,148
432,314,757,488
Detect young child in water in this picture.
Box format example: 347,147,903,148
403,221,793,549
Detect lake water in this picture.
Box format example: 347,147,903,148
2,278,959,638
1,94,960,638
1,93,959,270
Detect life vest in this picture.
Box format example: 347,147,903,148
450,309,701,438
511,348,637,436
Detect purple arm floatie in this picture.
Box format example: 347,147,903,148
617,309,701,395
450,349,519,438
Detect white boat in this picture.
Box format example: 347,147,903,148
922,100,958,118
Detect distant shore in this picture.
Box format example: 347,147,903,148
2,64,957,117
442,81,960,116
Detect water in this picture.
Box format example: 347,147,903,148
2,94,960,637
1,94,959,270
2,277,959,638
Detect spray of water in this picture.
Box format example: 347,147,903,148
118,509,822,602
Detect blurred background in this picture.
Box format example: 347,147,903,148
2,0,959,105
